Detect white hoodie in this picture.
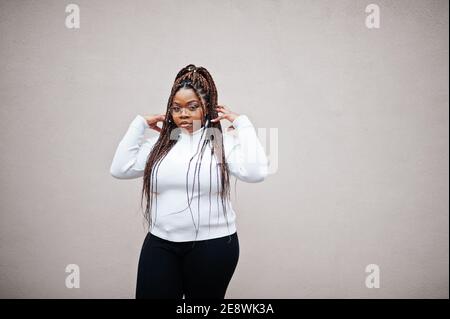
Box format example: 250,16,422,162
110,114,269,242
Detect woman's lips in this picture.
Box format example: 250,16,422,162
179,122,192,128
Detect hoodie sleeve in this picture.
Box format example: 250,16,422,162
110,115,159,179
223,115,269,183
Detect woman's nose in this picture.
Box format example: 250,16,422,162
179,108,191,116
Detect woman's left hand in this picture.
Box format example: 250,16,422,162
211,105,240,131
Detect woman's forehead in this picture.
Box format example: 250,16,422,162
173,88,198,102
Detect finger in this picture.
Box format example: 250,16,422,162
210,115,224,122
156,116,166,123
215,107,228,115
149,115,165,124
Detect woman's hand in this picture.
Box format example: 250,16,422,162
211,105,240,131
143,114,166,133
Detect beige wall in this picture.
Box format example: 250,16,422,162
0,0,448,298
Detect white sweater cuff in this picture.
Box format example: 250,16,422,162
232,114,253,130
131,115,150,130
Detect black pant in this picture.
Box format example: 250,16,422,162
136,231,239,299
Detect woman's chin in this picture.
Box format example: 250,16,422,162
179,125,193,133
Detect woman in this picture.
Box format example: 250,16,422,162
110,64,269,299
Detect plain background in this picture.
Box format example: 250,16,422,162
0,0,448,298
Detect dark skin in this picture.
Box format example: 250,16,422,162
171,88,206,134
144,88,240,134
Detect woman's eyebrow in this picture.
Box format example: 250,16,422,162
173,100,199,105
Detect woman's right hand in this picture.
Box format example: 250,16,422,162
143,114,166,133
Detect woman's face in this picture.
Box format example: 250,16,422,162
170,88,206,134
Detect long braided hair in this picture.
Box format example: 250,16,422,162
140,64,233,243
